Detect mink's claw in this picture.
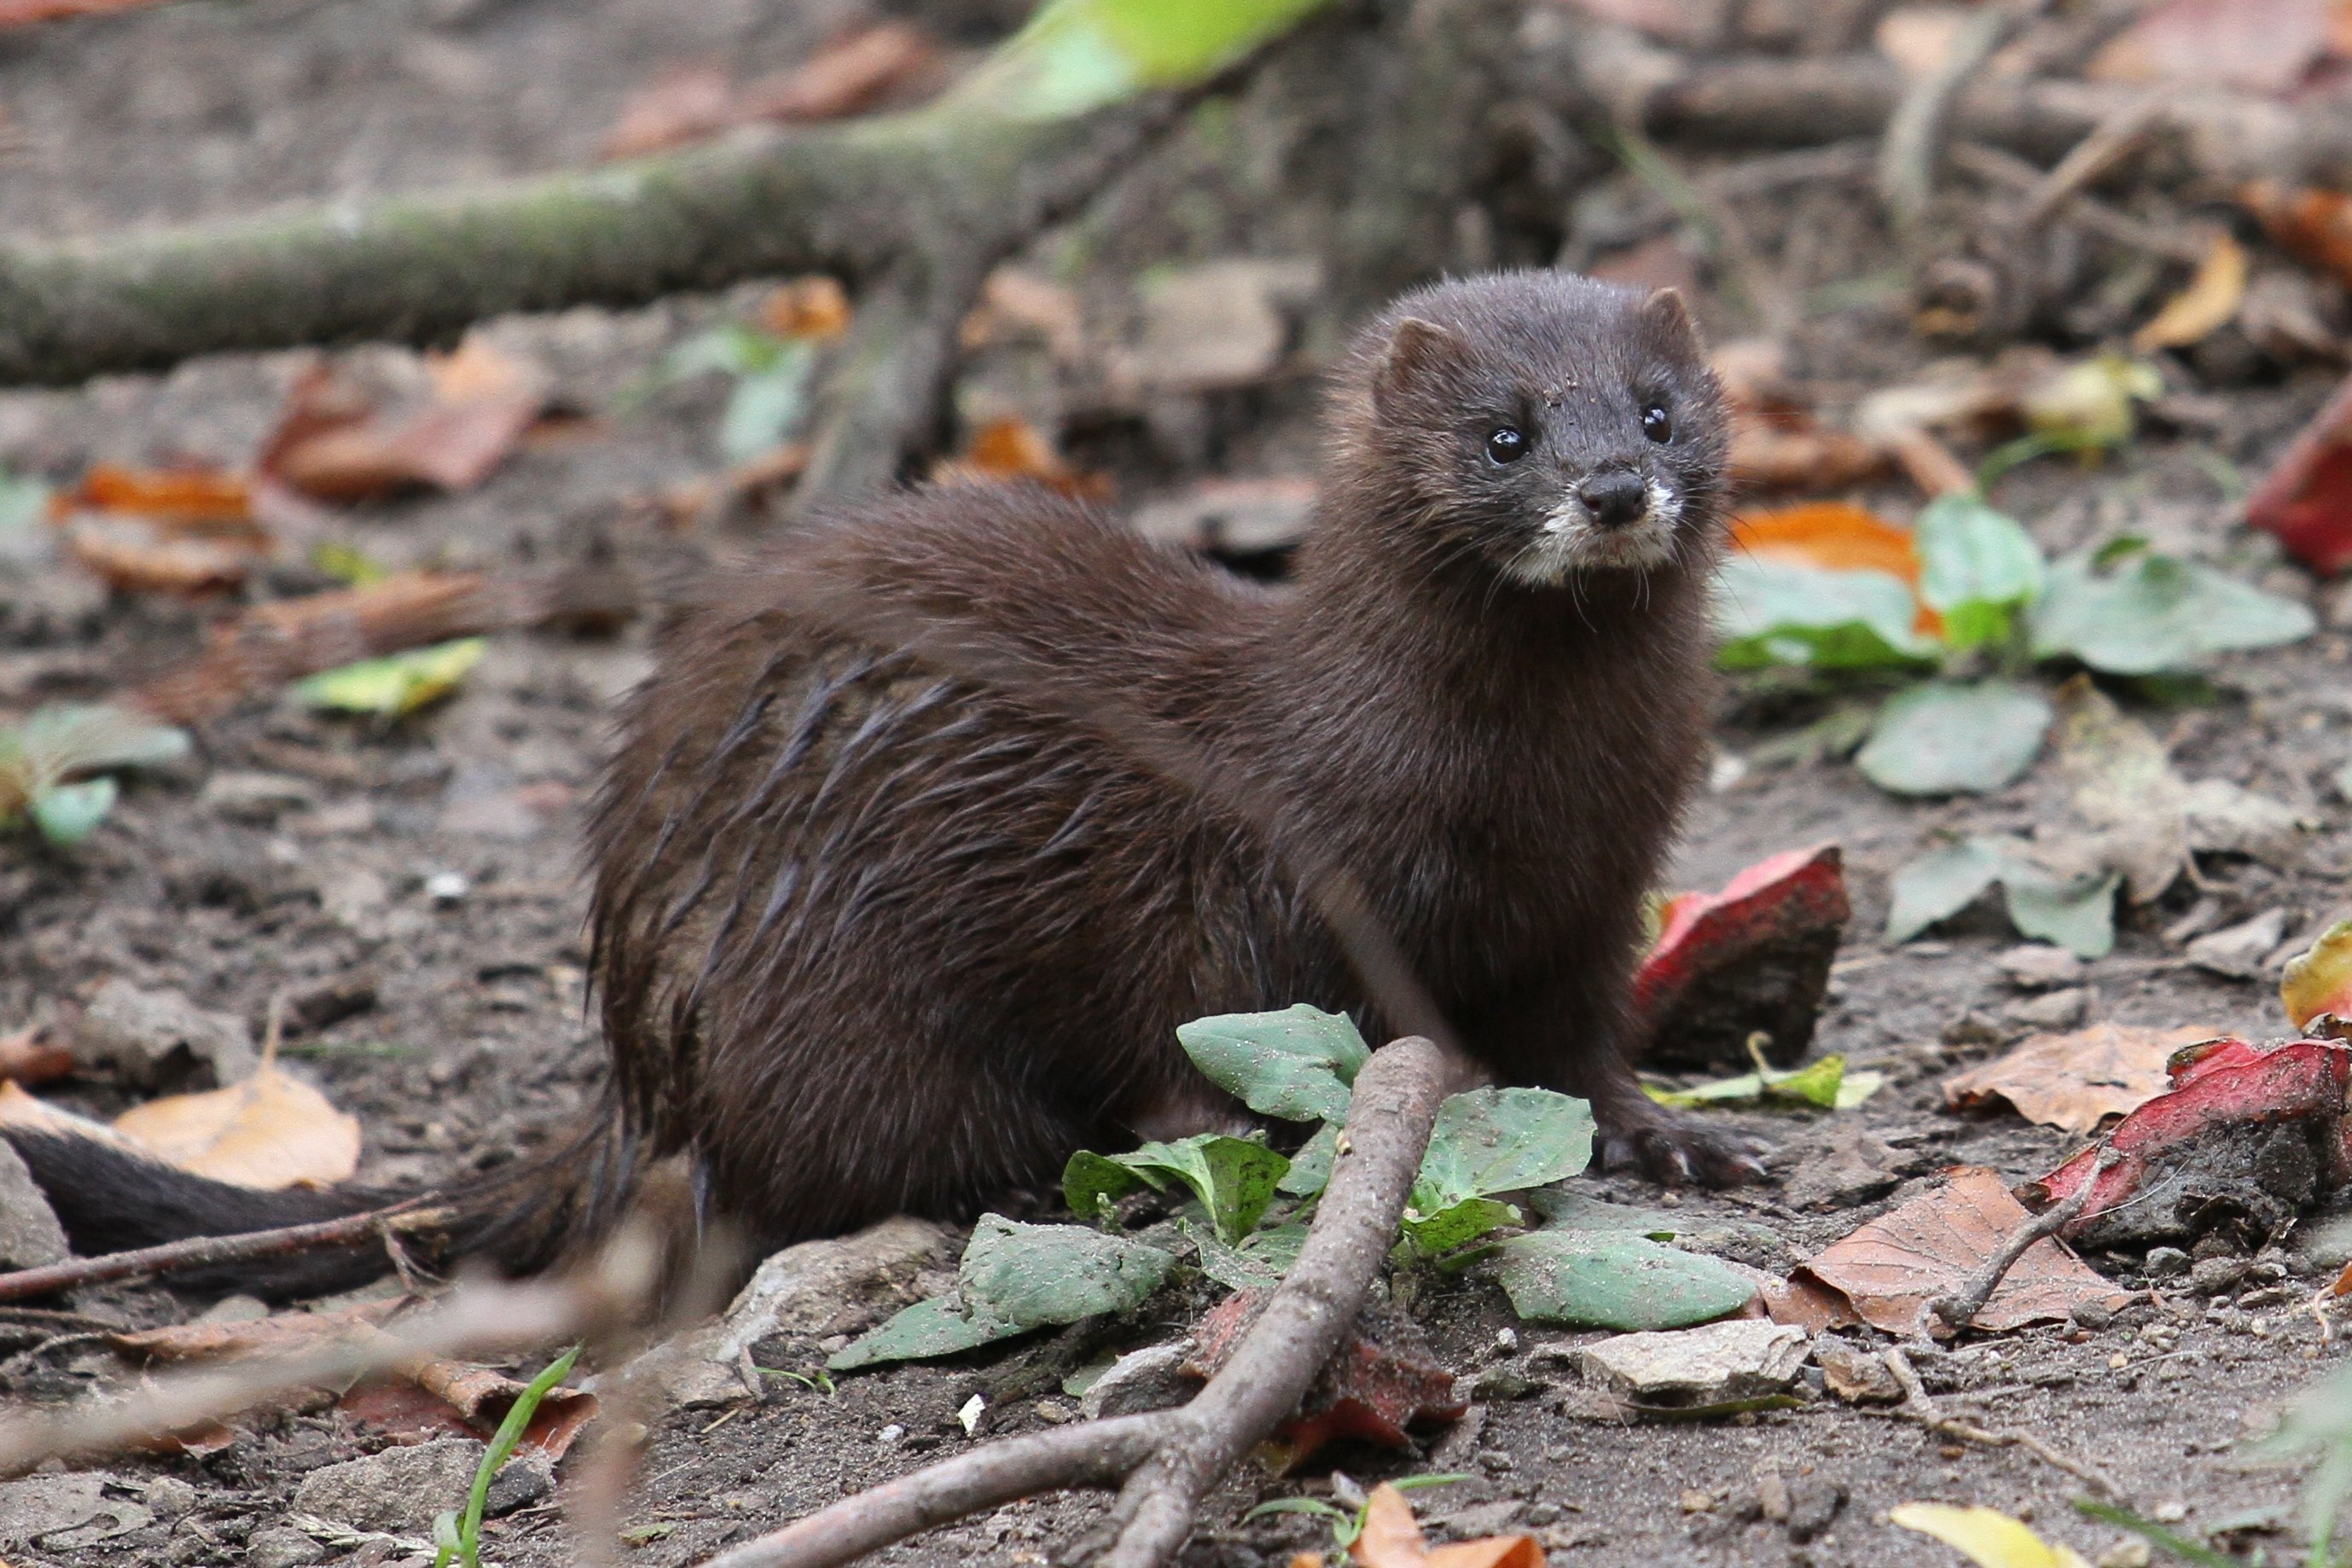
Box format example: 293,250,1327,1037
1597,1115,1768,1188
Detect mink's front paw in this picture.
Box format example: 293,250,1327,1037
1596,1109,1768,1188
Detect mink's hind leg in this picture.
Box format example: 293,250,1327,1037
1555,1037,1768,1188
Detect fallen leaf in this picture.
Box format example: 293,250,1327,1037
1350,1483,1542,1568
108,1301,401,1363
298,637,485,720
0,1025,73,1087
1943,1023,2216,1134
935,415,1110,501
1732,500,1923,587
2245,363,2352,574
2088,0,2337,96
1793,1167,2128,1337
2028,539,2315,675
110,1052,360,1191
1855,678,2053,797
1886,833,2119,958
961,267,1087,362
2282,918,2352,1031
737,23,944,124
1728,414,1890,493
56,464,253,525
2021,352,2159,452
2133,231,2249,351
759,276,852,341
47,464,271,595
1187,1292,1465,1466
1492,1229,1758,1331
1890,1502,2094,1568
261,336,544,503
601,61,737,158
0,0,180,22
2032,1035,2352,1249
1629,843,1850,1070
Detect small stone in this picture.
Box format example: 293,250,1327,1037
1079,1342,1196,1421
1437,1499,1527,1537
246,1527,328,1568
2099,1542,2153,1568
197,770,318,826
1680,1489,1714,1513
289,1437,485,1534
142,1477,197,1521
2187,909,2289,979
1524,1503,1563,1527
1581,1321,1809,1408
482,1455,552,1518
1783,1477,1845,1543
0,1140,68,1269
2002,988,2089,1031
2144,1246,2192,1281
2070,1298,2117,1332
423,870,471,905
877,1424,906,1445
1811,1336,1901,1404
2152,1501,2190,1524
1031,1401,1073,1425
198,1294,270,1324
1996,944,2086,990
1756,1471,1791,1522
2190,1255,2250,1297
1781,1126,1902,1211
73,978,256,1090
1475,1448,1514,1473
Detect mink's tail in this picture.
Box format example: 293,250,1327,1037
1,1101,658,1303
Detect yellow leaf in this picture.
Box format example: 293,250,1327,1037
111,1062,360,1191
2023,354,2160,450
2133,232,2248,351
1890,1503,2096,1568
298,636,485,718
2281,916,2352,1032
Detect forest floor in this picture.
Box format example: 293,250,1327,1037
0,1,2347,1566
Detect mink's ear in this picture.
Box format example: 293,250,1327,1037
1373,317,1470,415
1640,287,1705,359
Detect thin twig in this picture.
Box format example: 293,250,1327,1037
0,1201,450,1304
2018,98,2167,229
698,1036,1451,1568
1948,141,2209,264
1928,1153,2112,1332
1877,0,2055,229
1879,1346,2125,1500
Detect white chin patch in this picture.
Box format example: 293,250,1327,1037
1512,480,1681,584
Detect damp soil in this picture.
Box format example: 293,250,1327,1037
0,2,2348,1565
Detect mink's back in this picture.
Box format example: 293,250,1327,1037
585,484,1344,1250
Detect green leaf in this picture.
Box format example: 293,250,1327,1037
311,540,386,585
1414,1087,1594,1209
2030,543,2315,675
1645,1053,1881,1112
1242,1221,1309,1275
718,344,816,462
0,469,49,540
1530,1191,1681,1239
1063,1134,1288,1245
1493,1230,1757,1330
1712,555,1938,671
2001,862,2119,959
664,325,789,381
1175,1004,1368,1124
957,1214,1176,1326
30,777,117,845
2,703,192,784
827,1294,1027,1370
1886,836,2008,943
1855,679,2053,796
1398,1195,1522,1257
298,638,485,718
944,0,1333,121
1275,1121,1337,1197
1914,495,2044,650
1183,1218,1282,1291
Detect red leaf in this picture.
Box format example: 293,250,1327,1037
2245,367,2352,574
1630,844,1850,1069
2032,1035,2352,1230
1185,1291,1464,1468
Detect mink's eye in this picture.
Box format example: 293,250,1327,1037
1641,404,1673,444
1485,427,1529,465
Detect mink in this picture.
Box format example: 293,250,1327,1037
9,270,1757,1298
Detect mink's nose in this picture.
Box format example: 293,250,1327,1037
1577,471,1649,529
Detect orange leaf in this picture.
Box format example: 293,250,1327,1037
938,415,1111,502
262,334,543,503
1942,1024,2217,1135
761,276,853,341
2332,1260,2350,1297
738,23,943,125
2133,231,2249,351
2281,917,2352,1031
1732,501,1940,637
110,1060,359,1191
1794,1167,2128,1337
1350,1484,1542,1568
2245,179,2352,292
63,464,253,526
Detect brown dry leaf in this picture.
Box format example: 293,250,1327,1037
1943,1024,2217,1135
59,465,254,525
1794,1167,2129,1337
600,61,736,159
2245,180,2352,291
49,463,271,595
110,1053,360,1191
1350,1484,1544,1568
1728,415,1890,492
406,1355,600,1457
263,335,544,503
961,267,1087,363
2332,1261,2351,1297
761,276,852,341
2089,0,2337,95
738,22,943,124
2134,232,2250,351
936,415,1110,502
109,1301,400,1363
0,1024,73,1087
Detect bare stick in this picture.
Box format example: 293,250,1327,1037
1880,1346,2124,1500
1927,1155,2110,1333
0,1201,449,1304
700,1416,1169,1568
1879,0,2052,228
695,1036,1451,1568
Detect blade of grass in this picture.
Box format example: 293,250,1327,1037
433,1344,581,1568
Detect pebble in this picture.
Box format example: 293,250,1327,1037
0,1140,68,1269
2144,1246,2191,1281
877,1424,906,1445
423,870,471,905
2003,987,2089,1031
1581,1321,1809,1408
143,1477,197,1521
73,978,256,1090
1784,1477,1846,1543
196,770,318,826
483,1454,552,1517
1995,944,2086,990
246,1527,328,1568
288,1437,485,1534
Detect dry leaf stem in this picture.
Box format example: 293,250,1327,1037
697,1035,1451,1568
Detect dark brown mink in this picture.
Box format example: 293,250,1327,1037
5,270,1755,1296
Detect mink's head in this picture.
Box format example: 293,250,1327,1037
1331,270,1726,585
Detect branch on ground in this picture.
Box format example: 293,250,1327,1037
699,1034,1451,1568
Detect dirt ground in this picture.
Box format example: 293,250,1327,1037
0,1,2348,1565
